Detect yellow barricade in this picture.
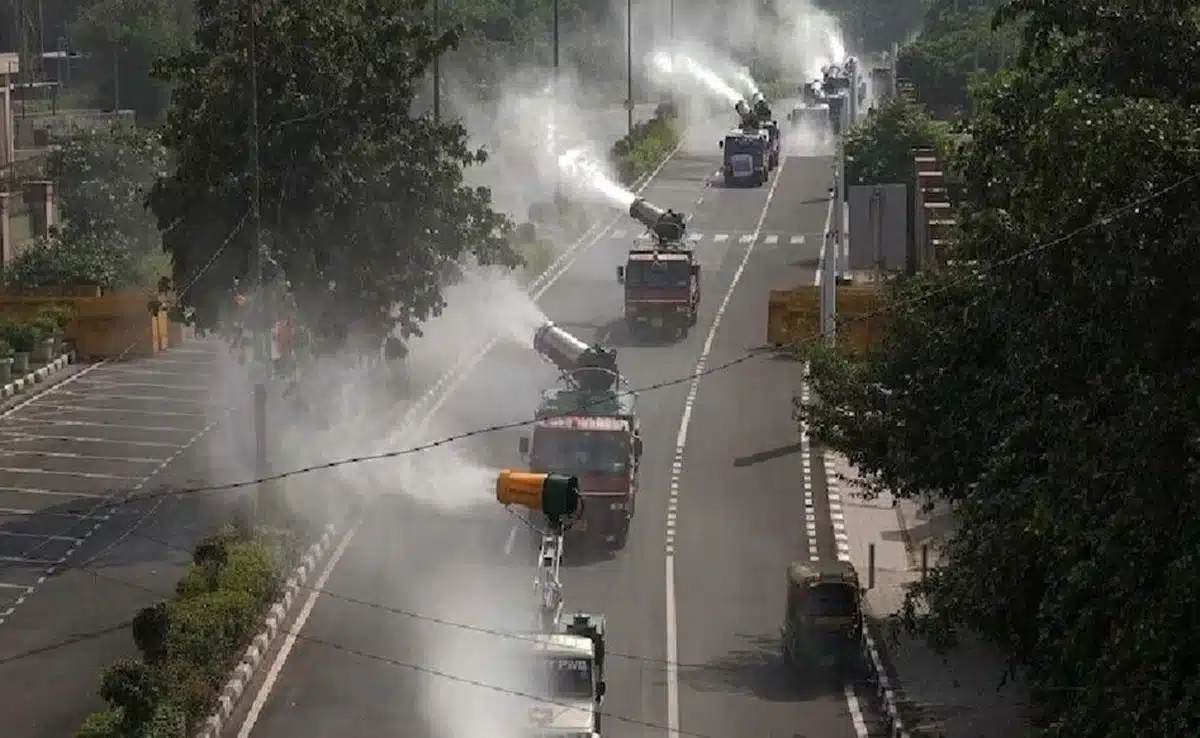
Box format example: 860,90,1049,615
765,284,890,355
0,291,163,359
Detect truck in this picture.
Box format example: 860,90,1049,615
738,94,781,169
615,198,701,340
520,323,642,550
523,614,608,737
719,126,770,186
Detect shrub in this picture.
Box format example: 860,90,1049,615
216,539,284,605
0,320,43,353
37,304,74,332
610,111,680,184
0,338,11,359
83,527,288,736
98,659,158,730
76,708,124,738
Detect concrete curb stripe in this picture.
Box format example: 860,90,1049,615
195,524,336,738
0,351,73,398
863,623,908,737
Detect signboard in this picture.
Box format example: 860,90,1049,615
848,184,908,274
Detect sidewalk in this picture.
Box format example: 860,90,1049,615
830,455,1034,737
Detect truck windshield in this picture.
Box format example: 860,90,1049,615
626,260,689,287
806,583,858,617
724,137,762,156
531,429,629,474
537,656,595,700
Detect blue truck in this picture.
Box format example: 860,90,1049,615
719,128,769,187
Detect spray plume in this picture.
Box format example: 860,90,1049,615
557,144,635,208
650,49,742,104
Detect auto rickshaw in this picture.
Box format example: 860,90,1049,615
781,560,865,675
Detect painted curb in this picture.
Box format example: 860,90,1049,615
0,351,74,398
862,624,909,737
194,523,337,738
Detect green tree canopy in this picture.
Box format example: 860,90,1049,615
67,0,194,122
843,97,954,189
147,0,518,352
6,123,167,290
799,1,1200,735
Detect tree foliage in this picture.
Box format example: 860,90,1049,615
67,0,194,122
799,1,1200,735
7,124,167,290
896,0,1016,114
843,97,953,189
147,0,519,353
815,0,924,53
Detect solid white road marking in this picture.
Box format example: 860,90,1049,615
237,522,360,738
666,156,789,738
813,197,870,737
234,136,693,738
0,418,197,433
20,403,207,418
0,487,105,499
0,467,142,480
0,450,166,464
0,432,183,449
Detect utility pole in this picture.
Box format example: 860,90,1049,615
248,0,268,523
432,0,440,122
553,0,561,202
669,0,674,42
626,0,633,136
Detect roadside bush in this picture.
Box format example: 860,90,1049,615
77,527,287,738
611,111,680,184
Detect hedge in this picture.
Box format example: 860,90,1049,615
610,101,681,184
78,525,297,738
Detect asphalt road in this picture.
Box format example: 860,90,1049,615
0,343,255,738
236,125,887,738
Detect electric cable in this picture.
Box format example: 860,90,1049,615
26,162,1200,521
4,154,1196,688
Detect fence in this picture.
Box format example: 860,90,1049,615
0,289,180,358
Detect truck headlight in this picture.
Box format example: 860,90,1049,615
609,502,626,511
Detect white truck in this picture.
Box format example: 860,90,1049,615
525,615,607,737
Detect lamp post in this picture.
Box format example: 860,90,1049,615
553,0,560,201
432,0,440,122
626,0,632,136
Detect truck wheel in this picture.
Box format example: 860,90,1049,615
723,172,734,187
612,521,630,550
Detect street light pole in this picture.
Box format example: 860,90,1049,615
669,0,674,42
626,0,632,136
432,0,440,122
248,0,268,523
553,0,560,202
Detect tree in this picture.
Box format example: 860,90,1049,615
842,97,954,190
815,0,924,53
798,2,1200,735
895,0,1016,114
6,124,167,290
67,0,193,122
147,0,519,353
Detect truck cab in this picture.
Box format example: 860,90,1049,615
719,129,768,186
524,617,607,736
616,247,700,340
519,389,642,550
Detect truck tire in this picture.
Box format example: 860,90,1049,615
724,172,734,187
611,520,630,550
